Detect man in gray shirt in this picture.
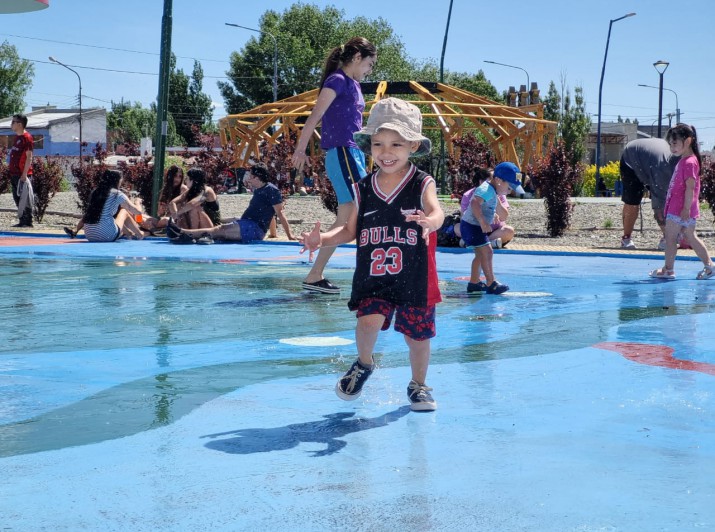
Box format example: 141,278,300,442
620,138,679,249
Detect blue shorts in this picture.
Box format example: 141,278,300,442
236,219,265,243
353,298,436,341
460,220,490,248
325,146,367,205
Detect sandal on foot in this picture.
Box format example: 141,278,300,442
486,280,510,294
63,227,77,239
696,265,715,280
649,268,675,280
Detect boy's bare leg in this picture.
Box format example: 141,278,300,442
405,336,430,384
181,223,241,241
478,245,495,285
355,314,383,367
470,251,483,283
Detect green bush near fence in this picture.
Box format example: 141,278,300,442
581,161,620,196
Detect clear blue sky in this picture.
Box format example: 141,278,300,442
4,0,715,150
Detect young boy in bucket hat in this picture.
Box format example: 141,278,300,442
300,97,444,411
460,161,525,295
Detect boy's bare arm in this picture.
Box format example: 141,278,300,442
405,181,444,238
470,196,491,232
274,203,296,240
300,206,358,252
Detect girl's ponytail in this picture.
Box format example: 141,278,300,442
318,37,377,89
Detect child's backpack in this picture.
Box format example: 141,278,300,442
436,211,462,247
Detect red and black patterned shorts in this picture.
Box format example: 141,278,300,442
353,298,436,341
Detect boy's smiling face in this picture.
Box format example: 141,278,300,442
370,129,419,176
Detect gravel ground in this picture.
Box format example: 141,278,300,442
2,191,715,251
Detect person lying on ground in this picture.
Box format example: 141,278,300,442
168,162,295,244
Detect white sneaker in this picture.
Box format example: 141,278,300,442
621,236,635,249
491,238,503,249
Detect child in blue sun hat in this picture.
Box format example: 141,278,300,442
460,161,524,295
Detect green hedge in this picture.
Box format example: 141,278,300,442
581,161,620,196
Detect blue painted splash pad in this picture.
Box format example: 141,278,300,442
0,239,713,530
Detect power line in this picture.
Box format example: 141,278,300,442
7,32,275,73
29,57,268,81
1,32,228,64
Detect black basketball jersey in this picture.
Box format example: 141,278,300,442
348,164,441,309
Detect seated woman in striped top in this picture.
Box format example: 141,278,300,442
83,169,144,242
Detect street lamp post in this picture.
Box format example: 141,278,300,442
637,83,680,124
438,0,454,195
653,60,670,138
484,60,530,104
225,22,277,102
48,56,82,164
595,12,636,196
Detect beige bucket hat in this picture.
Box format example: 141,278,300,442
353,97,432,157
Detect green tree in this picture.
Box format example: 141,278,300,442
560,86,591,167
169,55,213,146
0,41,34,117
542,81,561,124
219,4,411,113
540,80,590,167
107,100,181,149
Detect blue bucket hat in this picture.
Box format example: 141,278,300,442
493,162,525,195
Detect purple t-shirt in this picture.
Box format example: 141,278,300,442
320,69,364,150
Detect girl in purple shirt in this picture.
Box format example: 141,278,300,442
292,37,377,294
649,123,714,280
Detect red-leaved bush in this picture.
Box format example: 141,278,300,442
447,134,495,198
71,143,110,214
700,155,715,222
30,156,65,221
528,140,582,237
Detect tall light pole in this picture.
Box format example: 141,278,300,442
653,60,669,138
637,83,680,124
48,56,82,164
595,12,636,196
438,0,454,194
151,0,173,218
226,22,278,102
484,60,530,104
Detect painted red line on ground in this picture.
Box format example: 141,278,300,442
595,341,715,376
0,237,79,246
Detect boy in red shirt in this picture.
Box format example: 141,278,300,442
8,114,34,227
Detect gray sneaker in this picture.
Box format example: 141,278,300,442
407,381,437,411
335,358,374,401
621,236,636,249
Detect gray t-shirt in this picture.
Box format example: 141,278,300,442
622,138,679,205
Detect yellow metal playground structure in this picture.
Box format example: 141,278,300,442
218,80,557,169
